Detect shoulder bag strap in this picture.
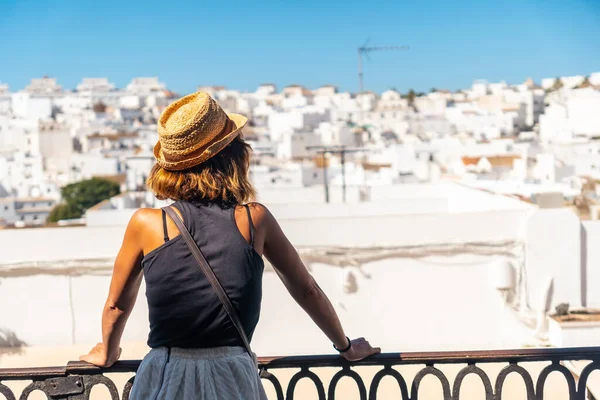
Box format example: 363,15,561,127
162,206,255,362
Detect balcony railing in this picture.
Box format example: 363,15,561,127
1,346,600,399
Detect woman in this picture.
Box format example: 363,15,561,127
80,91,380,399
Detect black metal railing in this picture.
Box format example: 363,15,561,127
1,347,600,399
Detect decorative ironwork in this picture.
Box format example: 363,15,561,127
0,347,599,399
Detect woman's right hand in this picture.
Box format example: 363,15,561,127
341,338,381,362
79,343,122,368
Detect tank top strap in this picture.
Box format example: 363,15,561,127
243,204,255,246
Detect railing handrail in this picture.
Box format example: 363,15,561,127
2,346,600,380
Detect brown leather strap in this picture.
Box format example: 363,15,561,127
161,209,169,242
163,206,254,361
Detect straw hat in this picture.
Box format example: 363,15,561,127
154,91,248,171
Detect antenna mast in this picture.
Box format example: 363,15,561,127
357,42,409,93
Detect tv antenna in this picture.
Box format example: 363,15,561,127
357,39,410,93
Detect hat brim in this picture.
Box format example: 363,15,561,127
154,113,248,171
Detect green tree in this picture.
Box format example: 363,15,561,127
577,76,591,89
47,178,120,223
47,204,79,223
549,77,563,92
430,88,437,93
406,89,416,105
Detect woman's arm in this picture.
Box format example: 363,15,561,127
80,210,146,367
261,205,380,361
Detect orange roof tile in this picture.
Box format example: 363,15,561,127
461,155,521,167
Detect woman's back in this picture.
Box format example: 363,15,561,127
142,201,264,349
80,92,378,400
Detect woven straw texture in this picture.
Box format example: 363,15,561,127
154,92,247,171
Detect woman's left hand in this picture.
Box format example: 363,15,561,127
79,343,121,367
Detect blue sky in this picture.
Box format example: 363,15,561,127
0,0,598,94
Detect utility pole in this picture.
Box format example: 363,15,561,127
307,145,370,203
322,152,329,203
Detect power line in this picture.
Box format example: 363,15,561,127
306,145,371,203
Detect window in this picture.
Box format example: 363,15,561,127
20,216,24,221
33,215,38,220
4,206,7,211
313,172,318,178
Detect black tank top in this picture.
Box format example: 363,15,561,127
141,201,264,349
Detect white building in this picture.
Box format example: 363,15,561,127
38,120,73,180
11,92,53,120
355,92,378,112
124,151,155,191
569,89,600,137
446,103,515,139
289,131,322,159
69,153,120,182
414,96,447,117
24,77,63,96
251,163,304,189
313,85,338,109
0,117,41,154
0,82,10,113
76,78,115,93
119,95,143,109
0,152,45,197
267,107,330,142
542,75,586,90
470,80,489,98
313,85,337,97
503,88,545,127
314,121,355,147
255,84,277,99
126,77,166,94
72,77,123,109
539,88,600,142
377,90,407,110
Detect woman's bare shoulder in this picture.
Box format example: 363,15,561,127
128,207,162,230
245,202,273,224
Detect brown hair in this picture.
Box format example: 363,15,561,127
147,136,255,206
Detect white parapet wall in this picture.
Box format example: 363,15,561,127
0,191,590,351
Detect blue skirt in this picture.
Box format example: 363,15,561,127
129,346,267,400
